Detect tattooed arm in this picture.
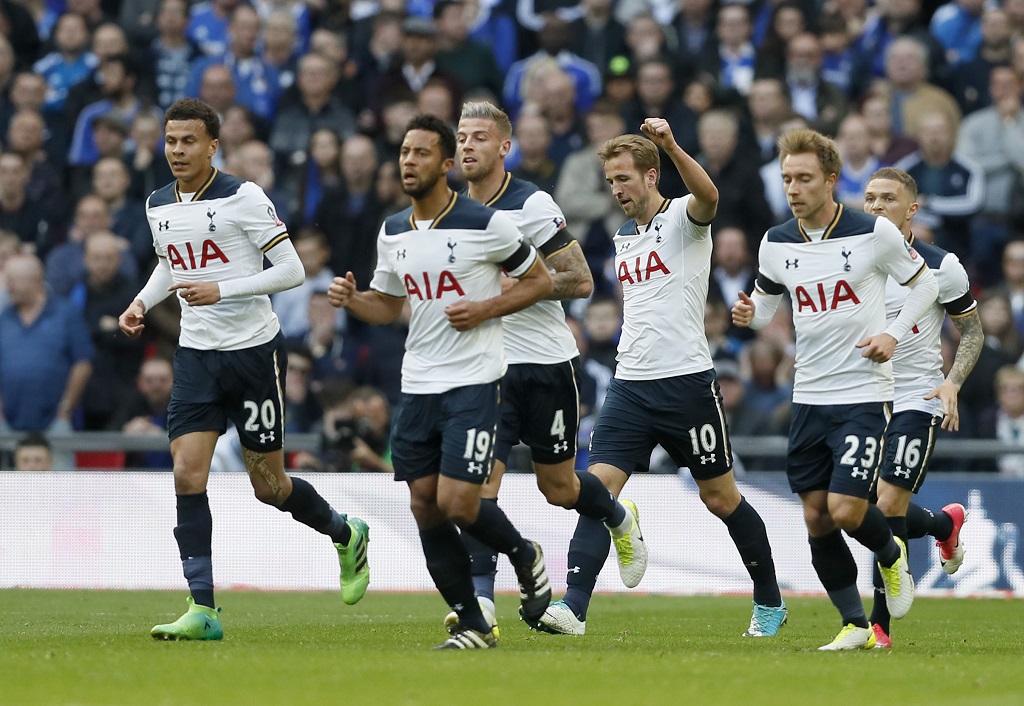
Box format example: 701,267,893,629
924,309,983,431
544,240,594,300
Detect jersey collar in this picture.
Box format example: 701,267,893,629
408,190,458,230
484,172,512,207
174,168,218,203
797,203,843,242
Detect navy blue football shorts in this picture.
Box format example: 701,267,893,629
494,357,580,466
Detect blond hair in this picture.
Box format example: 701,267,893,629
598,134,660,183
459,101,512,140
777,128,842,178
869,167,918,201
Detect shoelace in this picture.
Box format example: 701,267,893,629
881,557,902,593
614,531,634,565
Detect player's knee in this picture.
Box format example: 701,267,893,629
252,484,285,506
829,501,866,531
803,504,835,535
436,491,478,525
536,469,577,508
698,484,740,519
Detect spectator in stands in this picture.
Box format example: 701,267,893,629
224,139,291,222
957,67,1024,284
715,357,779,472
0,254,93,435
14,433,53,471
295,128,341,225
568,0,627,77
187,0,240,57
895,110,983,264
6,109,60,206
743,337,792,429
187,5,280,122
818,12,856,96
465,0,517,76
747,78,792,164
2,72,47,147
144,0,202,111
0,229,21,310
555,101,624,274
582,295,620,372
949,7,1013,115
197,63,237,121
73,231,144,430
416,77,458,124
853,0,947,92
282,344,320,434
213,103,255,169
33,13,96,118
861,91,918,165
696,109,774,250
503,15,602,118
435,0,503,99
705,297,745,361
60,23,129,150
510,110,560,193
314,133,381,285
1008,0,1024,38
930,0,986,67
273,228,341,339
994,365,1024,476
67,53,152,169
623,14,673,65
601,55,636,111
533,66,586,169
125,111,174,202
113,356,174,469
270,52,357,199
295,290,360,383
92,157,151,270
262,9,300,92
374,15,462,113
621,56,699,164
835,113,881,208
980,292,1021,362
46,194,136,297
782,32,849,137
373,159,410,223
308,28,361,115
990,241,1024,337
375,91,417,163
353,10,403,119
709,225,757,342
0,151,50,255
293,383,393,472
698,3,758,100
671,0,716,72
756,1,809,80
882,36,961,138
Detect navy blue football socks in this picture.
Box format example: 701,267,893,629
723,498,782,607
562,516,611,621
420,522,490,634
809,530,867,627
463,499,499,604
848,504,900,567
906,502,953,541
463,497,535,568
279,477,351,546
573,471,624,525
174,492,215,609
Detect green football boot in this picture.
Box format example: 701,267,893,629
335,517,370,605
151,597,223,641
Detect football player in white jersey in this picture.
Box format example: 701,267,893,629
449,101,646,633
327,115,554,649
117,98,370,641
732,129,939,650
863,167,980,648
535,118,787,638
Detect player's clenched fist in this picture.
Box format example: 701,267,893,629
445,299,486,331
640,118,676,149
732,291,755,327
328,272,357,308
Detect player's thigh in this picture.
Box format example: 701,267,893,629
534,457,579,506
785,403,835,495
825,402,887,499
167,346,228,447
169,431,220,493
439,381,501,485
651,371,733,481
222,335,287,454
241,448,290,504
480,459,505,499
879,410,939,495
587,377,658,476
390,392,444,484
518,359,580,467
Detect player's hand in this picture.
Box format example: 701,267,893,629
924,379,961,431
501,275,518,294
856,333,897,363
328,272,357,308
640,118,677,150
169,281,221,306
732,291,755,327
118,299,146,338
445,299,487,331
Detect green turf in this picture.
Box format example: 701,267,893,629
1,590,1021,705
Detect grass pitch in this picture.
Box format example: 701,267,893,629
1,590,1021,706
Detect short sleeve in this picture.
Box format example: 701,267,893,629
874,217,927,285
483,210,529,264
235,181,290,252
368,225,405,298
670,195,711,241
520,191,567,248
755,233,783,293
936,253,977,316
145,195,167,259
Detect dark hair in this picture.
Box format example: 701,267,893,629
165,98,221,139
405,114,456,160
102,52,140,81
16,432,50,453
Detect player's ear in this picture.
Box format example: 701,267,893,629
500,139,511,158
908,201,919,219
209,138,219,159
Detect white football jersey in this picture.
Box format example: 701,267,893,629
756,206,928,404
884,234,975,415
612,195,714,380
369,192,538,394
146,170,290,351
482,174,579,365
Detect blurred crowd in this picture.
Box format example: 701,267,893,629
2,0,1024,472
